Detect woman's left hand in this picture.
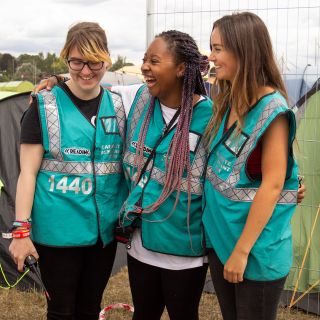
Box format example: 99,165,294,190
223,249,248,283
297,183,306,204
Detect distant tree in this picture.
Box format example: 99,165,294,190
51,59,68,75
14,62,42,84
0,53,17,79
0,73,10,82
109,55,134,72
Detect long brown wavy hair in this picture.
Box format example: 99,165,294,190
204,12,288,145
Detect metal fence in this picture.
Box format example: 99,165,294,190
146,0,320,318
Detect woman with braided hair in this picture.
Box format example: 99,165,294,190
114,30,212,320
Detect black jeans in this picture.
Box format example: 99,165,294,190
35,240,117,320
127,254,208,320
208,249,286,320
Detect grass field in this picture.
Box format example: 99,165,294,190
1,266,318,320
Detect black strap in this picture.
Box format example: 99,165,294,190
135,107,181,186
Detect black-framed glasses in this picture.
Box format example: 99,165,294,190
67,59,104,71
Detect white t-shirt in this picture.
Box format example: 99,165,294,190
111,84,206,270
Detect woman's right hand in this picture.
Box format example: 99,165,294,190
9,238,39,272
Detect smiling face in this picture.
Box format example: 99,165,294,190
209,27,238,82
141,37,185,107
67,46,107,100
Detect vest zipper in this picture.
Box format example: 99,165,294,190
92,94,103,246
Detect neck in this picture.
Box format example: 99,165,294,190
67,80,101,100
158,82,184,109
158,95,181,109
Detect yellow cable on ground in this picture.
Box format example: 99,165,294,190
0,263,30,289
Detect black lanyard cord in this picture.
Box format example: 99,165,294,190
135,108,181,185
133,107,181,209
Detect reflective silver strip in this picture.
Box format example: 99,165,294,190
190,141,207,178
151,167,203,195
206,166,297,204
123,151,151,179
126,86,150,147
41,159,92,174
110,92,126,142
42,91,63,161
95,162,122,175
124,150,203,195
227,98,284,186
41,159,121,175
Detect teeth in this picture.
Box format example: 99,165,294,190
144,76,155,81
81,76,94,80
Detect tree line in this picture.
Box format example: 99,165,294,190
0,52,133,84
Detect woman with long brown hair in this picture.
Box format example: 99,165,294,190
203,12,298,320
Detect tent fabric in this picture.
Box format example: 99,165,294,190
115,65,144,81
284,77,310,106
0,91,21,100
0,81,34,93
282,80,320,314
100,71,142,86
0,92,40,289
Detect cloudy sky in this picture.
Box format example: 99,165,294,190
0,0,147,64
1,0,319,84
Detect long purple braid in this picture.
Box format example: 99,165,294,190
135,30,209,214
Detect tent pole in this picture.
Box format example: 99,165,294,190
146,0,155,49
289,205,320,308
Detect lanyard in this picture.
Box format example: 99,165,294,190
135,107,181,186
132,107,181,211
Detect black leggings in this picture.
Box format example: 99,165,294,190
127,254,208,320
208,249,286,320
35,240,117,320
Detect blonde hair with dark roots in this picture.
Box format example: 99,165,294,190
204,12,288,146
60,22,112,67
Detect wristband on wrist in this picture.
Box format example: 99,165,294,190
12,218,32,229
13,221,32,229
12,229,30,239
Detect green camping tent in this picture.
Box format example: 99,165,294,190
284,81,320,312
0,81,34,93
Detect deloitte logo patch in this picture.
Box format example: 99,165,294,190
64,147,91,156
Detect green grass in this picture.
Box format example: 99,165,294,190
0,267,318,319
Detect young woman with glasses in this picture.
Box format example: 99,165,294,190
9,22,128,320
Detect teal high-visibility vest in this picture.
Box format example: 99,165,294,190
121,85,212,256
203,91,298,280
31,85,128,246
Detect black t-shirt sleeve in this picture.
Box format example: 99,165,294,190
20,97,42,144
